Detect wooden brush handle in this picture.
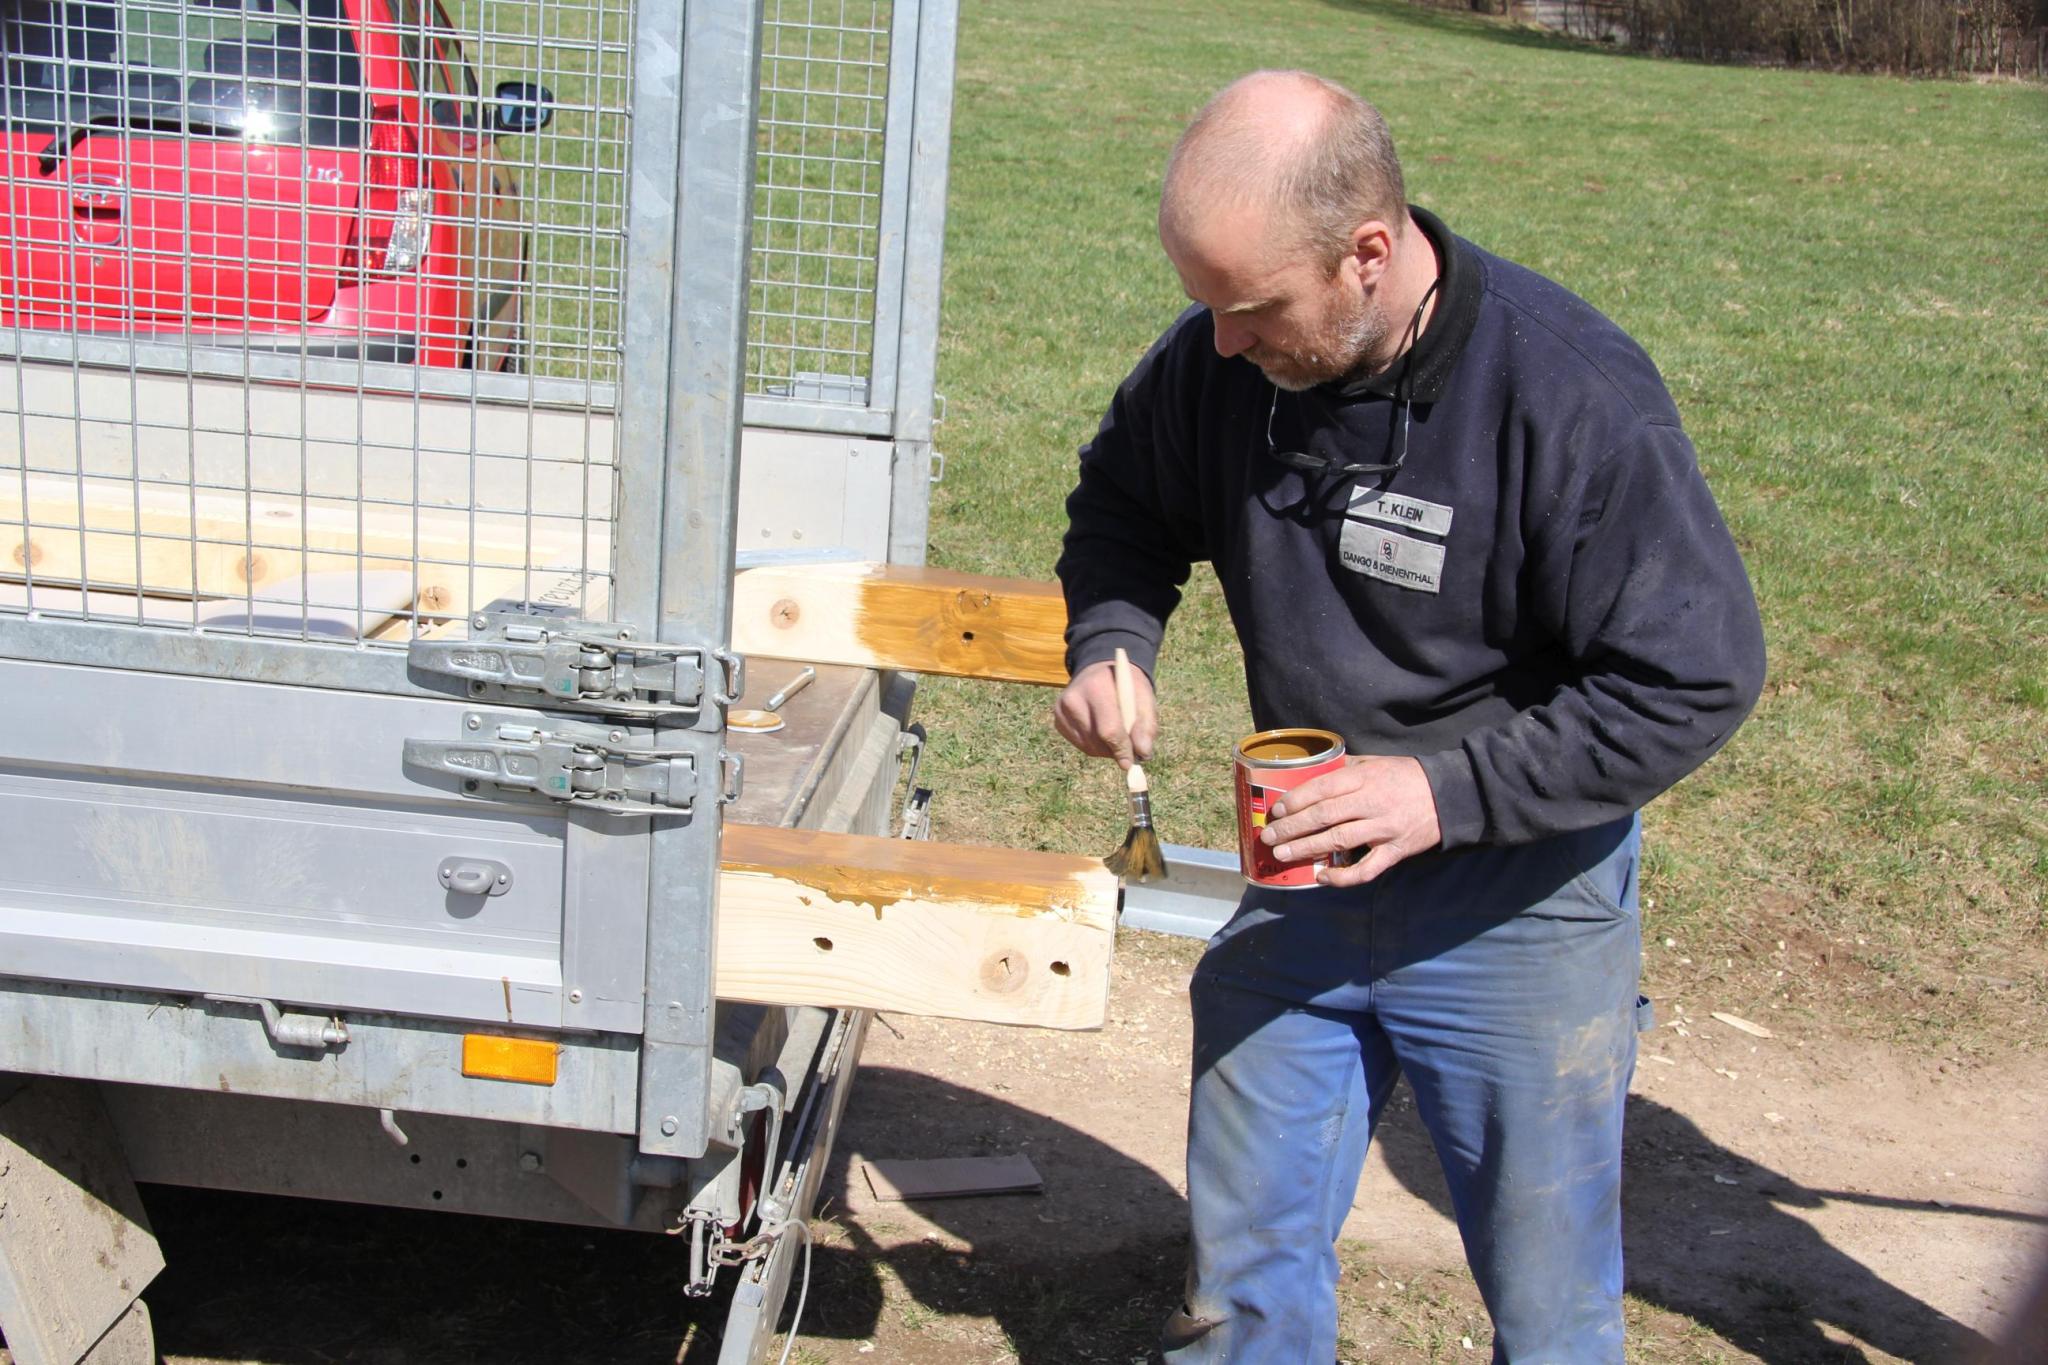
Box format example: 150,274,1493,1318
1112,648,1150,791
1111,647,1140,745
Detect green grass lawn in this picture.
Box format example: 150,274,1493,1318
914,0,2048,1048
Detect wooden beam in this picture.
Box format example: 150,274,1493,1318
730,561,1069,686
717,824,1115,1029
379,561,1073,685
1,474,598,599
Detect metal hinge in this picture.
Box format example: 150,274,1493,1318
404,712,745,817
895,723,934,840
408,613,745,718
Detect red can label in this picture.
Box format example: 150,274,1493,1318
1235,728,1348,888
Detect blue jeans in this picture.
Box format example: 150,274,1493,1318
1164,816,1646,1364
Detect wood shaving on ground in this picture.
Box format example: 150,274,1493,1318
1711,1011,1775,1039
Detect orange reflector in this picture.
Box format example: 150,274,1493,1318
461,1034,560,1086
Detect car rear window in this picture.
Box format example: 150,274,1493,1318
2,0,365,149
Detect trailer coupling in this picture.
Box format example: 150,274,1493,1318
677,1078,790,1297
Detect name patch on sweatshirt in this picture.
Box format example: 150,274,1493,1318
1347,488,1454,538
1339,522,1445,594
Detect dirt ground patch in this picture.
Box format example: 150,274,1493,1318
786,930,2048,1364
40,930,2047,1365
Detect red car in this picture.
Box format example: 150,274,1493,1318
0,0,552,370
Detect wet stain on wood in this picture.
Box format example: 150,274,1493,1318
722,824,1115,927
732,563,1071,687
849,567,1067,686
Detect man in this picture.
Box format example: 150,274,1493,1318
1053,71,1766,1362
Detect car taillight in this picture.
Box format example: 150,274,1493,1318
344,107,430,276
368,111,420,191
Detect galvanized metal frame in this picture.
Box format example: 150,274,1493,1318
737,0,957,467
1,0,772,1152
609,0,766,1160
862,0,921,426
9,978,641,1134
734,0,955,573
745,0,890,409
882,0,953,565
0,655,651,1033
0,0,656,676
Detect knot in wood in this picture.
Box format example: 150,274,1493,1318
978,949,1029,994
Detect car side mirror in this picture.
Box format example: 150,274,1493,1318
493,81,553,134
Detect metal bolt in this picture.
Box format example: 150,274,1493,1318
659,1115,679,1137
466,715,481,731
496,874,509,886
568,988,584,1004
473,615,488,630
463,780,480,793
518,1151,543,1173
609,730,626,744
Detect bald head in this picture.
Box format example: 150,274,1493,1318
1160,71,1407,271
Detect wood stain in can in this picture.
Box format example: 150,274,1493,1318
1235,728,1348,888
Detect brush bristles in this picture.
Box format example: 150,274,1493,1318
1105,757,1169,883
1105,825,1168,883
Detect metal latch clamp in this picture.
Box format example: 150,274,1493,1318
404,714,714,816
408,613,745,718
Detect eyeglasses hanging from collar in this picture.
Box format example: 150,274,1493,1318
1263,277,1440,480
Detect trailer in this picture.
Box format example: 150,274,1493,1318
0,2,1115,1360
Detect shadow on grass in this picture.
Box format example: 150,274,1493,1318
1377,1087,2001,1362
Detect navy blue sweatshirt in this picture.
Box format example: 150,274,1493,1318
1057,208,1766,851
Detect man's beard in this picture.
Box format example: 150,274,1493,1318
1248,296,1389,392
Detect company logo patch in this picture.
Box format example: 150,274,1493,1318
1338,521,1445,594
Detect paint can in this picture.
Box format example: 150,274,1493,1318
1234,727,1348,888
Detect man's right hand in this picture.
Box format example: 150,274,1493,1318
1053,657,1158,770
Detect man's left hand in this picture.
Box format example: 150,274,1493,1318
1263,755,1442,887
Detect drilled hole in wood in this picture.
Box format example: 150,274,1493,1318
961,630,976,642
1050,961,1071,976
813,936,834,952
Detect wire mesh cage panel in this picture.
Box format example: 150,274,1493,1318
748,0,891,413
0,0,630,648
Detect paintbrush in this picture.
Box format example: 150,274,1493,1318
1103,647,1168,883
